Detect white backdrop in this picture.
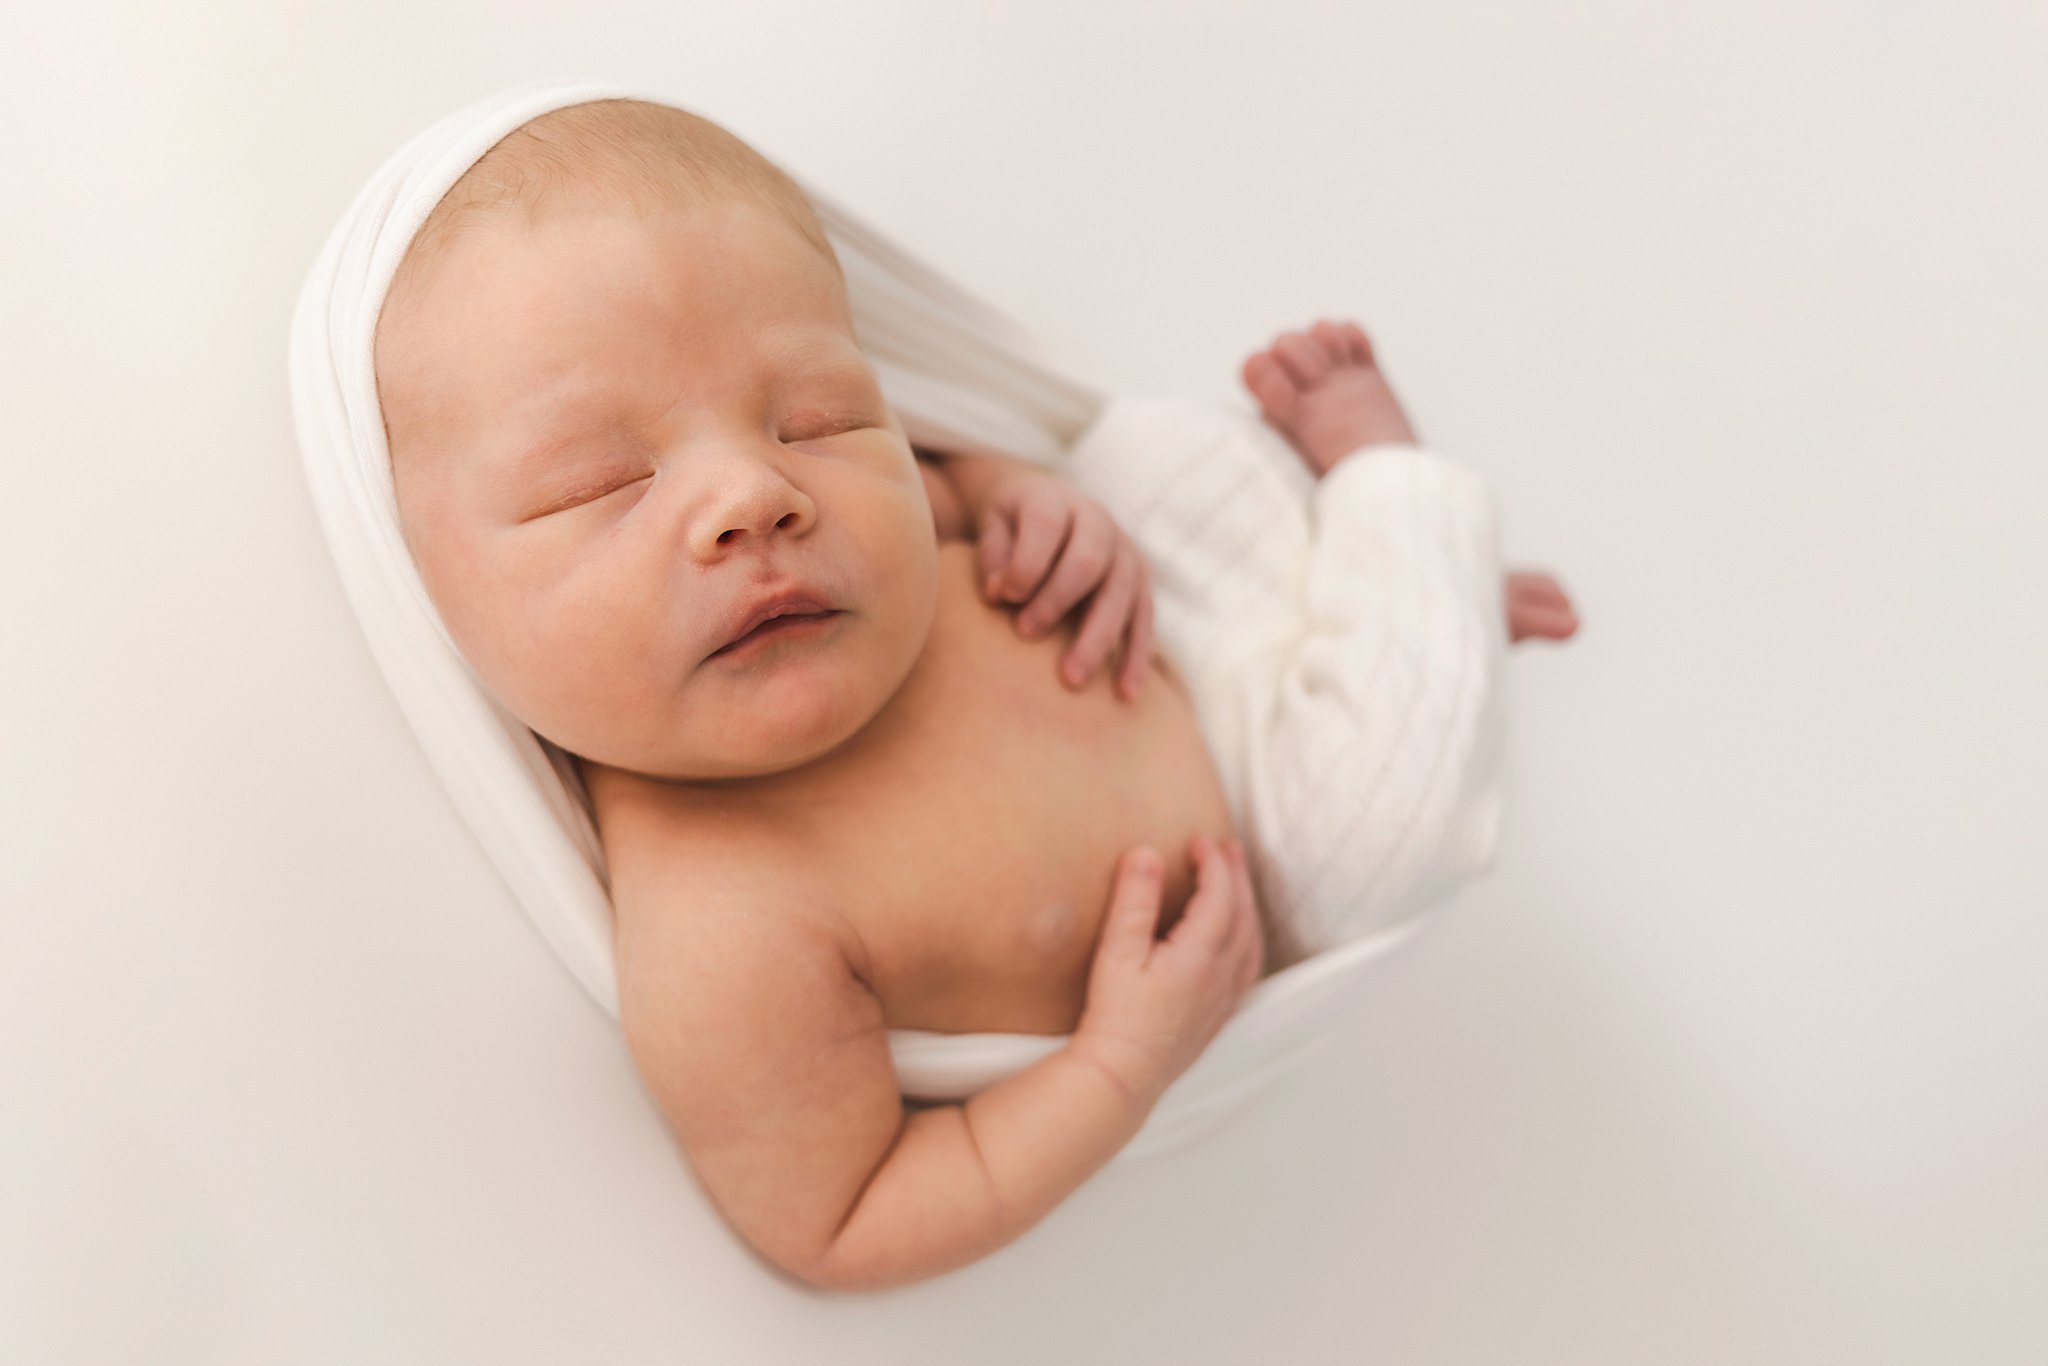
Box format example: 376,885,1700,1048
4,1,2044,1361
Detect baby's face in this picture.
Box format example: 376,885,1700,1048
378,190,939,782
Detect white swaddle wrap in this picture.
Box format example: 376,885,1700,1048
288,77,1507,1160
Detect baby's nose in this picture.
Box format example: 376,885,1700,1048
714,506,805,546
688,460,816,558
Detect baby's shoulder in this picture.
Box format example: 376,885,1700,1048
604,800,875,991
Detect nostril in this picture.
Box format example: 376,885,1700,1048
717,510,800,544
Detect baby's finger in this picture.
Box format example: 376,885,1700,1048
1061,542,1140,688
1225,905,1261,998
995,491,1069,607
978,511,1014,601
1211,837,1255,960
1228,838,1258,932
1163,835,1233,955
1098,846,1166,966
1117,560,1156,702
1018,501,1114,640
1235,915,1265,997
1223,840,1263,986
1215,835,1249,914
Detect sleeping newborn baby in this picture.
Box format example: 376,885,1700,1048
373,98,1578,1292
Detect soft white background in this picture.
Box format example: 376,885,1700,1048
4,0,2043,1361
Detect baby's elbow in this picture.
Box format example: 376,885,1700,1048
746,1209,872,1294
764,1175,915,1294
786,1235,923,1295
777,1247,862,1294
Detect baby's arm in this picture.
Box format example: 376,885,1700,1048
617,881,1147,1292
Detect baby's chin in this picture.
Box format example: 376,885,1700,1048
710,703,872,780
640,653,899,784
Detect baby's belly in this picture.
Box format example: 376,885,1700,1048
838,543,1239,1037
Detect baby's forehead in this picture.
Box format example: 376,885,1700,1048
381,224,864,425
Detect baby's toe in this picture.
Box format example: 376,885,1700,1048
1339,321,1375,366
1507,569,1571,608
1242,350,1298,422
1271,331,1332,387
1310,319,1355,367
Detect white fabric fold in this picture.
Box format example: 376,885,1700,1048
288,77,1506,1160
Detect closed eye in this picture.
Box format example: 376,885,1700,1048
530,472,653,520
786,420,870,443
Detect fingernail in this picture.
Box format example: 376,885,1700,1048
1064,661,1084,685
1022,619,1043,638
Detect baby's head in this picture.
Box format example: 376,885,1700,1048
375,99,938,785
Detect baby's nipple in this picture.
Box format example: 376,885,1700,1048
1022,898,1078,956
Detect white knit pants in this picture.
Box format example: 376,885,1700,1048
1054,395,1511,969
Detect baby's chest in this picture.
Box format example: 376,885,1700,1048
822,573,1236,1035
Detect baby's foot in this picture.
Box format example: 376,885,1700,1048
1241,319,1418,477
1504,568,1581,644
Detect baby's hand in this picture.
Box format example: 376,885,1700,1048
976,467,1157,701
1072,835,1265,1104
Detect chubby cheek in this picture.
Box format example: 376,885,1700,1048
521,561,675,730
434,538,661,753
881,495,943,642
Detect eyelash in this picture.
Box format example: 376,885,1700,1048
536,417,871,517
785,416,869,442
535,475,646,517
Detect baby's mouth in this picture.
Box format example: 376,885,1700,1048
708,610,843,659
